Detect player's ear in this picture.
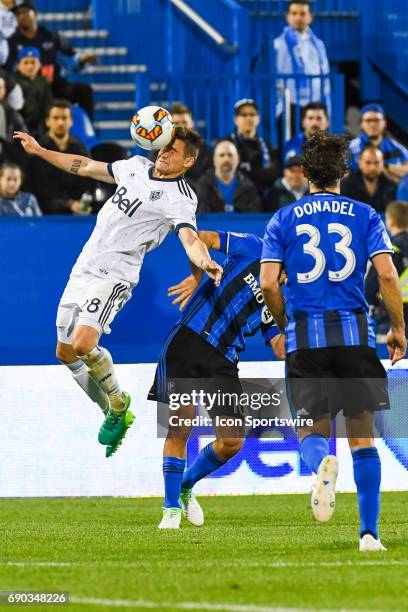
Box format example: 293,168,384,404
183,155,196,170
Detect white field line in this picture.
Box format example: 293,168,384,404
2,559,407,569
69,598,383,612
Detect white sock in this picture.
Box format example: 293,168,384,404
65,359,110,415
79,347,125,412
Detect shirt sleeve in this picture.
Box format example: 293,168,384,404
261,213,284,262
220,232,263,258
366,208,394,259
107,159,130,184
168,198,197,234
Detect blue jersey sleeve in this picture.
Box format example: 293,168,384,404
218,232,263,258
366,208,394,259
261,213,284,262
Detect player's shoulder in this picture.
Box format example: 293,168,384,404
127,154,154,170
226,231,263,260
172,176,198,205
339,194,378,216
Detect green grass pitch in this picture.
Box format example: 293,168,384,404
2,492,408,611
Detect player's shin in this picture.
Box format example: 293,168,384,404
63,359,109,414
80,346,125,412
300,433,330,473
352,446,381,539
182,442,226,489
163,456,186,509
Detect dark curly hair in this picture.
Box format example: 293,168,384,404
302,131,351,189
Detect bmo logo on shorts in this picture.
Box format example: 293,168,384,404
111,186,143,217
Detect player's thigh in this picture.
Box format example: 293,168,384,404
286,348,335,426
332,346,389,418
56,276,131,346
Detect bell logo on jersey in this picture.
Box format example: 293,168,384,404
111,186,143,218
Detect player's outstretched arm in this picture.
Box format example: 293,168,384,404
13,131,115,184
260,261,287,331
168,231,222,310
178,227,222,286
372,252,407,364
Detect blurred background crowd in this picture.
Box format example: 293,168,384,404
0,0,406,338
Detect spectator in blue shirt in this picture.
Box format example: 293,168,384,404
0,161,41,216
274,1,331,118
350,104,408,182
284,101,329,163
397,174,408,202
196,140,261,213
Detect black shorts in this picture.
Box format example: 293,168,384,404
148,325,243,418
286,345,389,421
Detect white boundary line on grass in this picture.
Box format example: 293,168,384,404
69,598,382,612
2,559,407,569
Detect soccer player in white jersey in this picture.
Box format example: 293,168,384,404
14,127,222,457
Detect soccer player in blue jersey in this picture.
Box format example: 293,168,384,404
260,132,406,551
148,230,285,529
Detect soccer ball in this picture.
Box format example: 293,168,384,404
130,105,175,151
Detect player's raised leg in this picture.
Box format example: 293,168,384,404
56,340,109,414
347,412,386,552
298,419,338,523
181,423,244,527
71,325,134,455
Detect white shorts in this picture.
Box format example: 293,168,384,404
56,274,132,344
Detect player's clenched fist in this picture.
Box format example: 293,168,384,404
13,131,42,155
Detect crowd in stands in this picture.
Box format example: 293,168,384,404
0,0,405,336
0,0,405,221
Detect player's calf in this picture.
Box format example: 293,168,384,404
213,436,244,461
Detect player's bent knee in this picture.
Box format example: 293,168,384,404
72,336,97,356
56,342,77,364
72,326,100,356
348,437,375,451
219,437,244,457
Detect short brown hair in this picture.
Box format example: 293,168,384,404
46,98,72,118
172,126,202,159
386,201,408,229
302,131,351,189
0,162,23,181
170,102,191,116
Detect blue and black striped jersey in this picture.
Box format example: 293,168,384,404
179,232,280,363
262,193,394,354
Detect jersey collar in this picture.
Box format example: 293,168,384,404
309,191,341,196
148,167,184,182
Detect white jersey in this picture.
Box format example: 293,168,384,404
70,156,197,286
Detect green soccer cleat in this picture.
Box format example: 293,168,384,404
98,392,134,455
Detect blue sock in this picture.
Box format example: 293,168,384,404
352,447,381,539
182,443,225,490
163,456,186,509
300,433,329,474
